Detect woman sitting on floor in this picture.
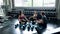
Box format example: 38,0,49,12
18,11,29,30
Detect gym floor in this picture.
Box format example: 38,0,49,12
0,19,60,34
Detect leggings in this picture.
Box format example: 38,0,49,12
19,22,26,30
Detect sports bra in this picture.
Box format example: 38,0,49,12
20,16,25,19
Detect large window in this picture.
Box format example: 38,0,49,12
14,0,32,7
14,0,55,7
0,0,4,16
44,0,55,7
0,0,3,6
33,0,43,7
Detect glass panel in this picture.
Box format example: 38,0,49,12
14,0,32,7
14,0,55,7
44,0,55,7
0,0,4,16
33,0,43,7
0,0,3,5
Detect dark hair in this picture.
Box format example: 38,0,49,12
19,11,21,15
41,11,45,15
37,13,42,20
42,12,45,15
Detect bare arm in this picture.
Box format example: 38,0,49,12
24,16,29,22
18,15,21,22
36,19,44,24
29,16,33,19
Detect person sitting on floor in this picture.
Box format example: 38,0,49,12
35,13,47,34
17,11,29,30
29,11,38,31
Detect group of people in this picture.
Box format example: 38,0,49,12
16,11,47,34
